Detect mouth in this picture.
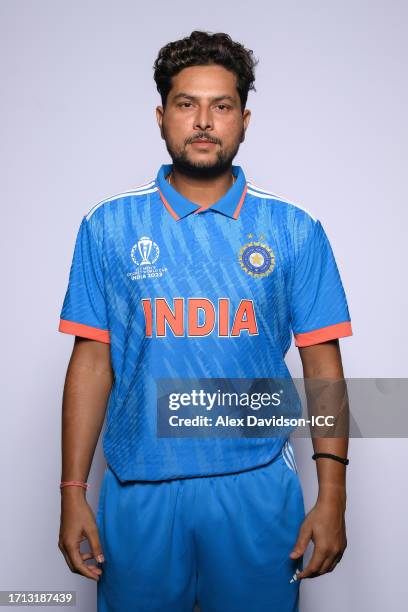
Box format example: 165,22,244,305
190,139,218,148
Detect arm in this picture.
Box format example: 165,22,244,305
290,338,348,579
58,336,113,582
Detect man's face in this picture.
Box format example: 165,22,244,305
156,64,251,178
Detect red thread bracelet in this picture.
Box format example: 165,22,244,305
60,481,90,490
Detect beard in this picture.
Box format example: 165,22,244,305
162,125,245,180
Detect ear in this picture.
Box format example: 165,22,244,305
240,108,251,143
156,106,164,138
243,108,251,130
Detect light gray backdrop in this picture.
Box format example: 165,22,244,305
2,0,407,610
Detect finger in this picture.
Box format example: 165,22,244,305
327,551,344,573
59,545,75,573
87,564,103,577
297,548,327,579
290,524,313,559
65,542,101,581
59,538,100,576
86,524,105,564
318,553,338,575
79,552,103,576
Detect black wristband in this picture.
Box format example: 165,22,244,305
312,452,349,465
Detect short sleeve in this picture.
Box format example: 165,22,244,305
290,218,352,347
58,216,110,343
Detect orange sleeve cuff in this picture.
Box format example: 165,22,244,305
294,321,352,347
58,319,110,344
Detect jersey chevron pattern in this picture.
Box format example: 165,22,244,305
58,164,352,481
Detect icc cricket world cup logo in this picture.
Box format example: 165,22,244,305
131,236,160,266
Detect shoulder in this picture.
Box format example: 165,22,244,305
245,179,319,225
84,178,158,222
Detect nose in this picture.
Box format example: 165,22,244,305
194,106,213,132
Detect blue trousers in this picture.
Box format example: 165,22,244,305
96,442,305,611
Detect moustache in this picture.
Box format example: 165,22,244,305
188,136,220,145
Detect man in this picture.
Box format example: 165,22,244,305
58,30,352,612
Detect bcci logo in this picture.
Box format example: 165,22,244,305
127,236,167,281
239,234,275,278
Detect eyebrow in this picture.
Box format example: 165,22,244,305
172,93,236,103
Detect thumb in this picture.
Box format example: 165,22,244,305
87,526,105,564
290,523,312,559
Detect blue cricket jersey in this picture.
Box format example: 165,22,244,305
58,164,352,482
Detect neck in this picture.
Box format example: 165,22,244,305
167,167,236,209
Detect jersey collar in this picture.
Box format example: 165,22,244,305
156,163,248,221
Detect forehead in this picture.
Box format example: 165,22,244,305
169,64,239,98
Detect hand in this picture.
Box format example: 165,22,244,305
58,489,105,581
289,490,347,579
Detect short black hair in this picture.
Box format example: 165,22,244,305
153,30,258,111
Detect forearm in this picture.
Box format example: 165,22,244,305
311,437,348,507
309,387,349,504
299,340,349,507
60,343,113,496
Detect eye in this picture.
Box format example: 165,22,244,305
179,102,193,108
216,104,230,111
